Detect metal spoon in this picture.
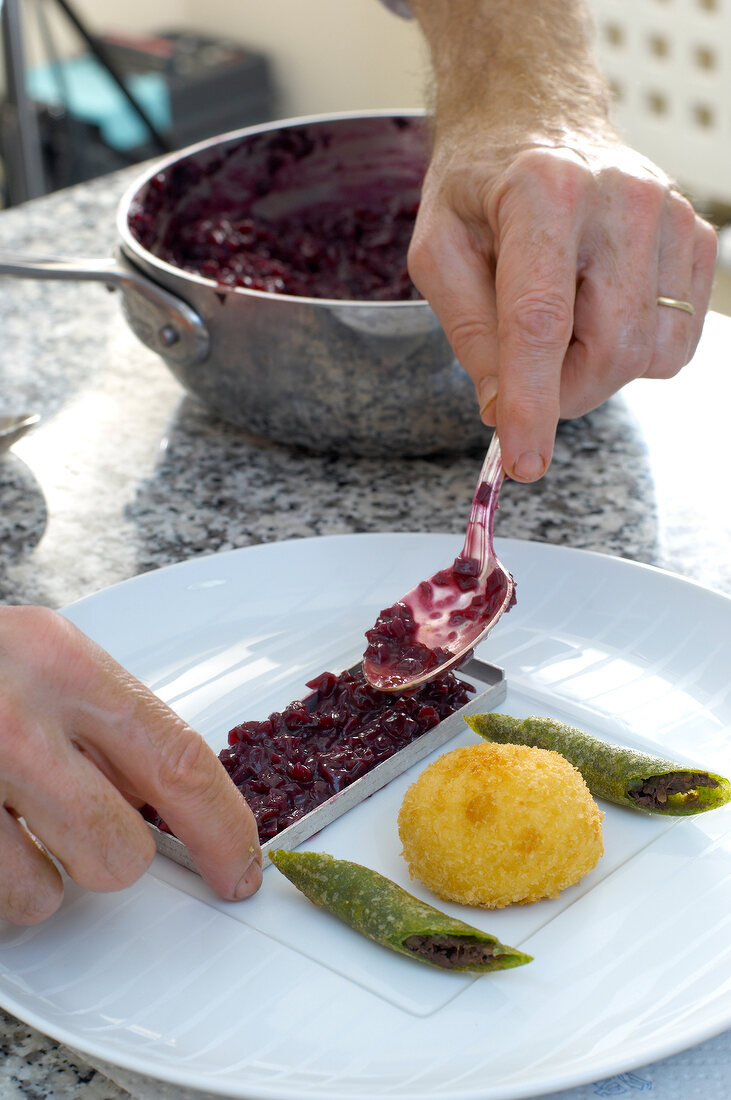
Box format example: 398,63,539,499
0,414,40,454
363,432,515,691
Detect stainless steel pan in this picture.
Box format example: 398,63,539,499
0,110,488,457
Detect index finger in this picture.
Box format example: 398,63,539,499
493,209,580,481
54,619,262,901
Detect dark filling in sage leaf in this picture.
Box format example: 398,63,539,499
403,934,497,969
628,771,718,809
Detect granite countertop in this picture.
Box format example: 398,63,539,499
0,168,730,1099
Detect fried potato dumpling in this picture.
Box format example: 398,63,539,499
398,742,603,908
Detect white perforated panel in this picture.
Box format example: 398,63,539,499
589,0,731,202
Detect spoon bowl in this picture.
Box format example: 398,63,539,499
0,414,40,454
363,432,515,691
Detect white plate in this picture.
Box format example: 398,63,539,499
1,534,730,1100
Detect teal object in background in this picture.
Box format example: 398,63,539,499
27,54,171,150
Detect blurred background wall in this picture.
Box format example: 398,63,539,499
5,0,731,216
20,0,429,116
1,0,429,203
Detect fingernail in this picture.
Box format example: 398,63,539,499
478,377,498,421
233,857,263,900
512,451,546,481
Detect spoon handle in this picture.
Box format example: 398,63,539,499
462,432,504,564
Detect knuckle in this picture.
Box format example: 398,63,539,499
445,316,497,368
496,147,591,217
597,319,659,387
696,218,719,269
0,822,64,925
0,880,62,926
0,604,66,647
511,146,586,184
646,359,682,382
0,605,86,685
617,172,667,220
97,830,155,892
155,729,217,804
0,605,49,658
533,154,585,209
615,327,656,382
647,345,691,380
71,798,156,893
0,693,25,743
500,388,560,430
501,292,573,349
0,695,39,774
668,191,697,237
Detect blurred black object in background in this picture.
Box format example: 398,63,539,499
1,0,279,205
100,30,278,151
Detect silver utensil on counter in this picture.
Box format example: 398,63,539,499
363,432,515,691
0,414,40,454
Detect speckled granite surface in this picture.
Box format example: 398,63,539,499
0,168,729,1099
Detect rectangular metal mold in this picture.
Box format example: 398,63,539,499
149,657,506,875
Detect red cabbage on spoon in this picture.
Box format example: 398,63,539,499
363,433,516,691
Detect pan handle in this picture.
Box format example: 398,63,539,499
0,252,210,368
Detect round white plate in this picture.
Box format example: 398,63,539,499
1,534,730,1100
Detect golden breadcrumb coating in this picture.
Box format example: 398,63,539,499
398,742,603,907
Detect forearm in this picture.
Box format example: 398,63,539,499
408,0,614,147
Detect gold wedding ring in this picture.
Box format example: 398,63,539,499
656,295,695,315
